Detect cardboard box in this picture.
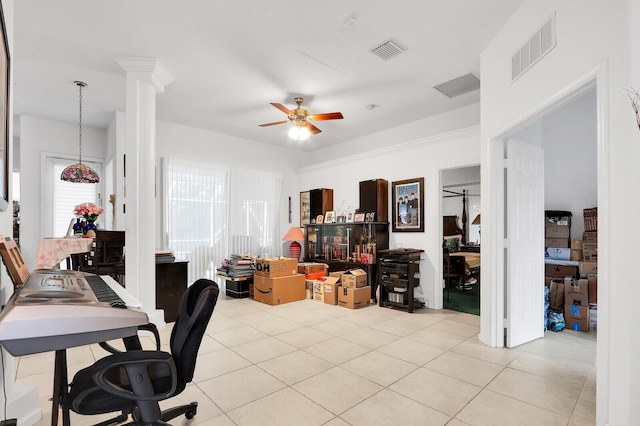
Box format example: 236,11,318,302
255,258,298,278
548,278,565,311
545,264,578,278
305,280,314,300
588,276,598,304
545,238,569,248
589,304,597,331
564,277,588,306
564,304,589,332
322,281,341,305
545,247,571,261
337,286,370,309
329,271,346,282
571,240,583,250
360,253,376,264
253,274,306,305
570,249,583,261
341,269,368,288
583,249,597,262
579,261,598,276
545,226,570,238
312,280,324,301
298,262,328,276
545,215,571,227
583,231,598,244
582,242,597,251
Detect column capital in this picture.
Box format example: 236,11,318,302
115,57,173,93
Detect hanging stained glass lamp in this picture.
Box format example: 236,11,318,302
60,81,100,183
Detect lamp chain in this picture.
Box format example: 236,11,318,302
78,82,83,164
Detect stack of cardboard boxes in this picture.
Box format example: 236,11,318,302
581,207,598,330
544,211,571,261
252,258,306,305
305,266,371,310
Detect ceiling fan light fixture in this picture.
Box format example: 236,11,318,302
289,125,310,141
61,81,100,183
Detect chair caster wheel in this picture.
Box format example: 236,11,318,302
185,402,198,419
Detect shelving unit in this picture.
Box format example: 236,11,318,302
378,248,423,313
303,222,389,297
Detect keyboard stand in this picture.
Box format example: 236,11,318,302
52,350,70,426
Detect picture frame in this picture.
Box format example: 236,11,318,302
300,191,310,225
354,213,365,222
0,4,9,212
336,215,346,224
324,210,335,223
316,214,324,224
345,211,355,223
392,177,424,232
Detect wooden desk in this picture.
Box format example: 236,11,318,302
156,261,188,322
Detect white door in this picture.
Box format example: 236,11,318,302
506,140,544,347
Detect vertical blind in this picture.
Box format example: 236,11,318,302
162,158,282,284
51,159,101,237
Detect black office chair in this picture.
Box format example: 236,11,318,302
65,279,219,425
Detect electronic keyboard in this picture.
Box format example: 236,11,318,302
0,270,148,356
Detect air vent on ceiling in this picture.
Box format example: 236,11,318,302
371,40,405,60
433,73,481,98
512,13,556,82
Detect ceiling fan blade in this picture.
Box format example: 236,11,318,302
271,103,292,115
309,112,344,121
303,122,322,135
258,120,289,127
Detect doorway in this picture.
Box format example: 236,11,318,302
487,79,598,347
441,165,481,315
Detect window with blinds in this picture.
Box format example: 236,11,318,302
48,158,102,237
162,158,282,284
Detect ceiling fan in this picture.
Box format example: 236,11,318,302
259,97,343,139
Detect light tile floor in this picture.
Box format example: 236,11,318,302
17,296,596,426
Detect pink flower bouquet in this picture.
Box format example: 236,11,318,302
73,203,104,222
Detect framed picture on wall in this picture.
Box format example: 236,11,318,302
300,191,310,225
392,177,424,232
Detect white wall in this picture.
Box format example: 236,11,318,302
295,106,481,309
542,87,597,240
481,0,638,424
19,115,106,269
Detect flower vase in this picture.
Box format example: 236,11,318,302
84,220,97,237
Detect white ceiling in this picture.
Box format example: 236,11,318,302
12,1,524,151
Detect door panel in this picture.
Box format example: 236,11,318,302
506,140,544,347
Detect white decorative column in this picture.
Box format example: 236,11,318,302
116,57,173,325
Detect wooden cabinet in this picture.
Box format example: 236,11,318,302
359,179,388,222
309,188,333,221
304,222,389,298
156,261,188,322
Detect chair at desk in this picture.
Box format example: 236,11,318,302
66,279,219,425
75,231,126,284
443,254,466,301
0,236,30,290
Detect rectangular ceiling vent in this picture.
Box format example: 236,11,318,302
433,73,481,98
512,13,556,82
371,40,406,61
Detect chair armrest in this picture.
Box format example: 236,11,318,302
98,322,161,354
92,350,177,402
